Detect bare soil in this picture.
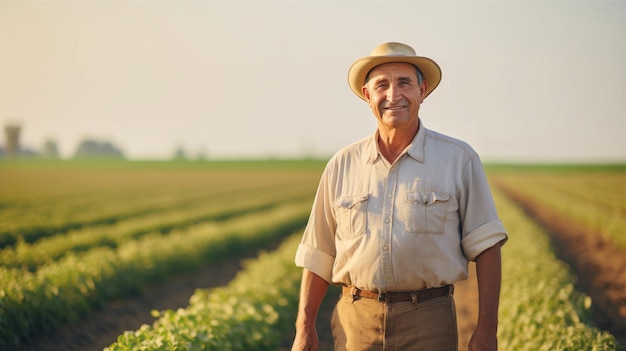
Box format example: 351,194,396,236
492,179,626,347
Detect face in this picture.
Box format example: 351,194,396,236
362,62,427,131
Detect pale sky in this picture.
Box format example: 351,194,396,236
1,0,625,162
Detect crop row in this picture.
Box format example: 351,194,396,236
1,184,312,271
0,166,320,247
0,200,312,349
102,188,618,350
490,172,626,249
493,189,617,350
105,233,304,351
0,169,241,246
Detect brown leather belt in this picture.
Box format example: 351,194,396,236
342,285,453,303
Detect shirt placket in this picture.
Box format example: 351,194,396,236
380,164,398,290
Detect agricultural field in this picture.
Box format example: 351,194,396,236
488,164,626,346
0,160,323,350
1,160,623,350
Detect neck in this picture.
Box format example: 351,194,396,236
377,122,419,163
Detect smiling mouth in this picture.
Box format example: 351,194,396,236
385,106,406,111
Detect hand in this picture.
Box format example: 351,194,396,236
468,326,497,351
291,327,319,351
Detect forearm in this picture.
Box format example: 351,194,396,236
295,268,330,329
474,241,503,332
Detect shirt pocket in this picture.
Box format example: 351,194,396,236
405,191,450,234
333,193,369,240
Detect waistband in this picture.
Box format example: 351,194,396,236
342,285,453,304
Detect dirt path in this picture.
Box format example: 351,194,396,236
454,263,479,351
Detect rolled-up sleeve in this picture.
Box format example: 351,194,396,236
460,156,508,261
295,243,335,282
295,163,337,283
461,220,507,261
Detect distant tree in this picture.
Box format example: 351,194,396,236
4,124,21,159
173,146,187,161
42,139,60,158
73,139,125,159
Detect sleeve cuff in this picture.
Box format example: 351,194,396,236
462,220,508,261
295,243,335,283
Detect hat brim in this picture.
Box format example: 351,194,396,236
348,56,442,101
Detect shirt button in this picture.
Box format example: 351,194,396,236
383,245,389,251
385,218,390,223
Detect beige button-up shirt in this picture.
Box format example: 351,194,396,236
295,122,507,293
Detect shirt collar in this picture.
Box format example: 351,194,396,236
366,119,427,164
407,120,427,163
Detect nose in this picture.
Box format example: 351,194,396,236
387,83,401,103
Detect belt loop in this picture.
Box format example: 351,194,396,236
410,291,418,304
350,286,360,303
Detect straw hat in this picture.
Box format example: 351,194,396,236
348,42,442,101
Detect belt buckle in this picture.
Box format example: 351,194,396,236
377,291,385,302
410,291,418,304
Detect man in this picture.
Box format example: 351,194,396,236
292,42,508,351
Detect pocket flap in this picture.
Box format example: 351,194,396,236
431,191,450,204
334,194,369,209
406,191,450,206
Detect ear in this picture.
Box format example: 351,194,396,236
361,85,371,101
419,80,429,102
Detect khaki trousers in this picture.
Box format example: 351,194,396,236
331,292,458,351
